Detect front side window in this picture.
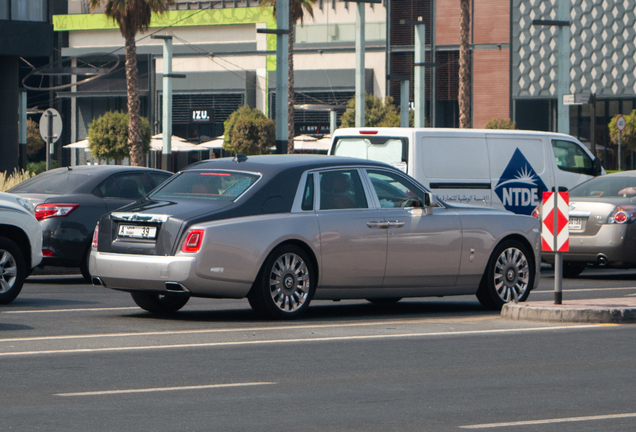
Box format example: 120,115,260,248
367,170,424,208
149,171,259,201
319,170,368,210
552,140,594,175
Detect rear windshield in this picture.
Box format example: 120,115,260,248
570,176,636,198
332,137,407,171
149,170,260,201
8,171,91,194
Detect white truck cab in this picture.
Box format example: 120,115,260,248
330,128,604,215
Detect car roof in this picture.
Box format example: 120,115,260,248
184,154,392,174
44,165,167,175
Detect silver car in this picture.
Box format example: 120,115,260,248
543,170,636,277
90,155,541,319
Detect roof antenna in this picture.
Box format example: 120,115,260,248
233,154,248,163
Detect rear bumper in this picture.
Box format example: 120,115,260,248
89,251,252,298
543,224,636,267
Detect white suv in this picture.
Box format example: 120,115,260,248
0,191,42,304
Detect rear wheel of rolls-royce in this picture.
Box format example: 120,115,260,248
248,245,316,320
476,240,534,310
130,292,190,314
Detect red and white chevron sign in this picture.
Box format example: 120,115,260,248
541,191,569,252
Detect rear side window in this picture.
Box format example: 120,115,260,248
97,173,153,200
149,171,259,201
552,140,594,175
301,173,314,211
8,171,91,194
319,170,368,210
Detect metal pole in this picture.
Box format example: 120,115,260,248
276,0,289,153
162,37,173,171
430,0,436,127
618,130,622,171
554,189,562,304
46,111,53,171
355,2,365,127
400,80,410,128
557,0,570,134
330,110,337,136
414,20,425,128
18,91,27,170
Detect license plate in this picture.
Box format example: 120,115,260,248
569,217,583,230
118,225,157,239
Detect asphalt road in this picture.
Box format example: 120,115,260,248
1,266,635,431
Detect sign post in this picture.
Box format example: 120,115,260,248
616,115,626,171
39,108,62,171
541,190,569,304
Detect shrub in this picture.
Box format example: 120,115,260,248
223,106,275,155
88,111,151,163
484,118,516,129
0,169,34,192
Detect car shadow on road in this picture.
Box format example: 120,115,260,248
120,299,494,323
26,276,88,285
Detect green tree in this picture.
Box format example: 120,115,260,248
458,0,471,128
26,118,45,159
340,94,403,128
88,111,151,163
89,0,174,166
609,110,636,170
260,0,316,153
484,118,516,130
223,106,275,155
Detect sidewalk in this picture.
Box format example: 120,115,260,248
502,298,636,323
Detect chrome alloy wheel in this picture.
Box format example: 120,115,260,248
0,249,18,294
493,247,529,303
269,252,310,312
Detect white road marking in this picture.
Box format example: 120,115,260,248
0,324,610,357
460,412,636,428
0,317,495,343
2,307,140,314
55,381,275,397
533,286,636,293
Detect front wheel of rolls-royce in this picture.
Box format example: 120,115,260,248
248,245,316,320
130,292,190,314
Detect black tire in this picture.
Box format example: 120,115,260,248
562,262,586,278
476,240,535,310
79,248,92,283
248,245,316,320
0,237,27,304
130,292,190,314
366,298,402,305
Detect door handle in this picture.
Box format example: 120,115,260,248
367,221,389,229
387,221,405,228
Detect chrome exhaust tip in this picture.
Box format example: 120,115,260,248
597,254,608,266
165,282,190,293
92,277,103,286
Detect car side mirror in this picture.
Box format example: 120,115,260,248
423,192,436,214
593,158,603,176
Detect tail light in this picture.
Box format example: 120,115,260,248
35,203,79,221
531,206,540,219
182,229,205,253
42,249,56,257
91,223,99,248
608,205,636,224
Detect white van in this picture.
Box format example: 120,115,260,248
329,128,604,215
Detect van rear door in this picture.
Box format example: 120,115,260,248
330,135,409,172
487,134,552,215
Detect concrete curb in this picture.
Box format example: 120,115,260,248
502,298,636,323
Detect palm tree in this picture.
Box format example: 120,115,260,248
260,0,316,153
89,0,173,166
458,0,470,128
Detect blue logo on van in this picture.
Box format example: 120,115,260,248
494,149,546,215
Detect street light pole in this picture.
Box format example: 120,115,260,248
355,1,365,127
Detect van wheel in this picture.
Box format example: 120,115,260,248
477,240,534,310
0,238,26,304
131,292,189,314
562,262,586,278
248,245,315,320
